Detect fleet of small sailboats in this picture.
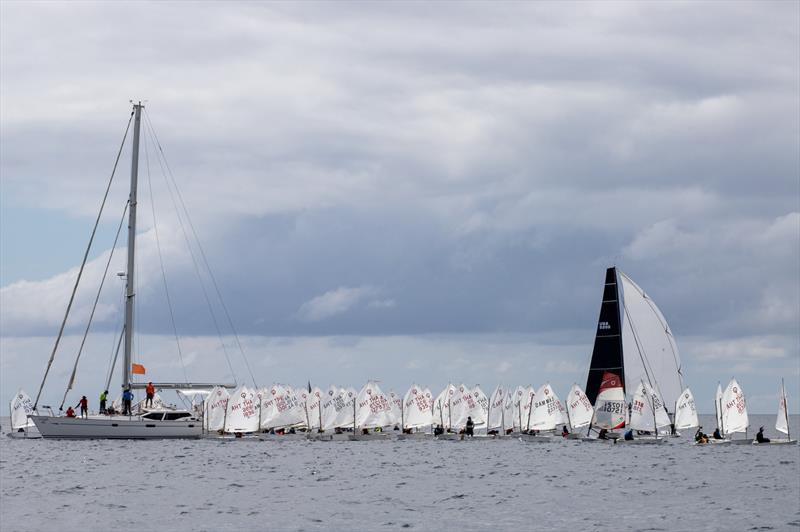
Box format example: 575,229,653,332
5,107,795,446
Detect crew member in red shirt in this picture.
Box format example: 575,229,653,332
145,382,155,408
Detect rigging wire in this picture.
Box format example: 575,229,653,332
141,111,245,386
143,109,257,388
33,112,134,410
58,201,129,410
143,125,190,383
104,283,126,390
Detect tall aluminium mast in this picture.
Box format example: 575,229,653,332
123,102,143,390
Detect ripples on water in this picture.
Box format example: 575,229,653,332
1,415,798,531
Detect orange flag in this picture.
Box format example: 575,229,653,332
131,363,146,375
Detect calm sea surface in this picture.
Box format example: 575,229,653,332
1,414,798,531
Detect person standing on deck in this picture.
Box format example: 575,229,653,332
465,416,475,437
145,382,155,408
76,396,88,418
99,390,108,414
122,388,134,415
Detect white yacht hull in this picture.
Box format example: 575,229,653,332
31,415,202,439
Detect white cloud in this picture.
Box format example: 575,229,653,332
296,286,376,322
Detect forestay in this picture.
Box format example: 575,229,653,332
530,384,565,431
566,384,593,430
204,386,230,431
674,388,699,430
10,389,35,430
402,384,432,430
355,381,392,429
224,386,259,433
721,378,748,435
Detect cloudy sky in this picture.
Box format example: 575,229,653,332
1,1,797,414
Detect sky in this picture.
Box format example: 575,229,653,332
1,1,798,415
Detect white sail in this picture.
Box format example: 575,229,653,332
592,372,626,430
303,387,323,430
355,381,392,429
487,386,505,431
674,387,699,430
530,384,565,431
776,381,790,436
224,386,259,433
518,386,536,431
630,381,670,432
503,388,516,432
264,384,306,429
387,390,403,427
618,271,683,413
402,384,432,430
320,386,342,431
721,378,748,435
9,389,35,430
431,384,456,429
333,387,357,429
471,385,489,425
715,383,724,433
204,386,229,431
566,384,593,430
449,384,472,430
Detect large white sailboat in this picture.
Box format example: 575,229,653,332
30,103,235,439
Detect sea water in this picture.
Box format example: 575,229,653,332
1,414,798,531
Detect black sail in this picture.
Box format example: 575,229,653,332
585,267,625,405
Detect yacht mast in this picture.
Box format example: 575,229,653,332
123,102,143,390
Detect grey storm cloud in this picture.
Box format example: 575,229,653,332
1,1,798,412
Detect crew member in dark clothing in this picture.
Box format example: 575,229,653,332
713,427,723,440
598,428,608,440
433,424,444,436
465,417,474,437
756,427,771,444
562,425,569,437
122,388,134,416
76,396,88,419
624,429,634,441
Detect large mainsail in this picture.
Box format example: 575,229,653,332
471,385,489,426
617,272,683,413
586,268,625,405
585,267,684,413
204,386,230,431
518,386,535,431
565,384,593,430
674,387,699,430
715,383,724,433
333,387,357,429
10,389,35,431
721,378,748,435
432,384,455,429
387,390,403,427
